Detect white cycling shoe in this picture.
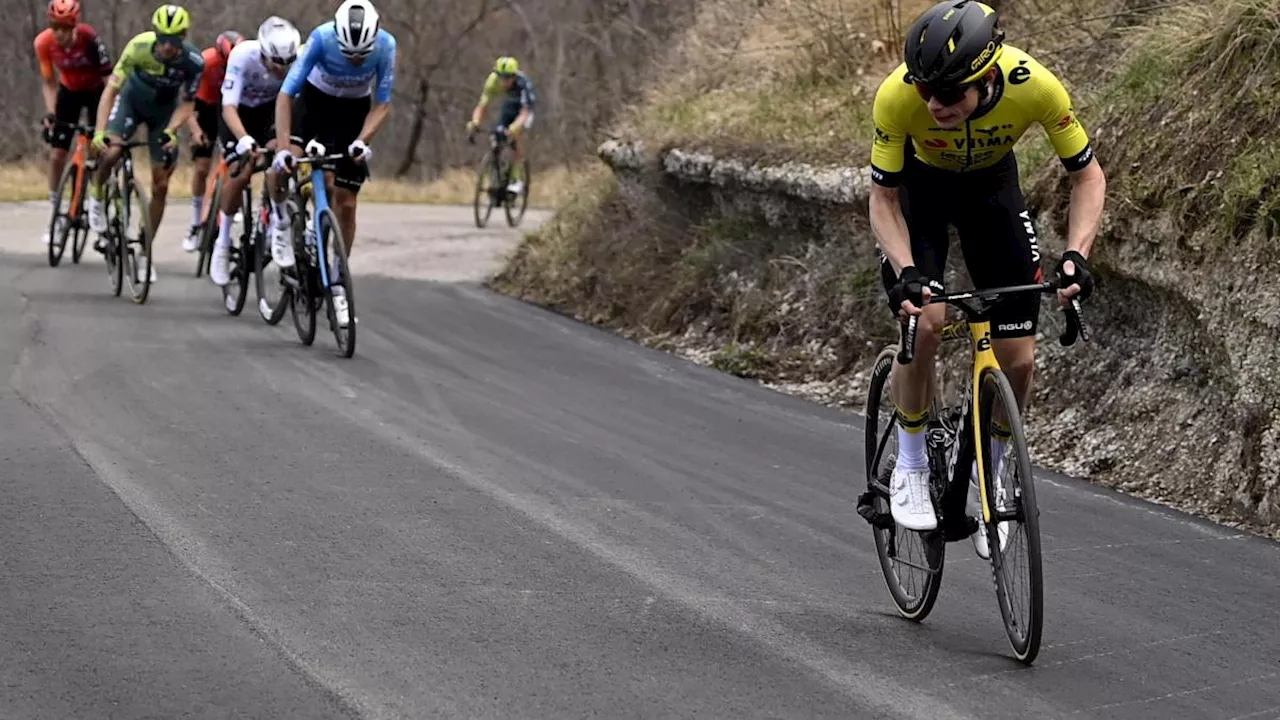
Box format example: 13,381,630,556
890,462,936,531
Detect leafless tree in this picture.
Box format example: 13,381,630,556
4,0,699,175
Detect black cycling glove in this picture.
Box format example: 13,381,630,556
888,265,926,312
1055,250,1095,301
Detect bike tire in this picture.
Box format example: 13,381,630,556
504,157,530,227
318,208,356,358
71,192,89,264
977,367,1043,665
866,345,946,621
255,191,289,326
195,180,222,278
222,183,252,316
289,209,317,346
124,178,152,305
103,179,124,297
473,150,496,228
47,162,76,267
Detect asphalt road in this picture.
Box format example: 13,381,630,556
0,202,1277,719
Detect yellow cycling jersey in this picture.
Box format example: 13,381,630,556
869,45,1092,186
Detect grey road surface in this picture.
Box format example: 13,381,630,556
0,201,1277,719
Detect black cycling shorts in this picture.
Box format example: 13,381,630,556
192,98,220,160
293,82,370,193
51,85,103,150
217,102,276,152
879,151,1044,339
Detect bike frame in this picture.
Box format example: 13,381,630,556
938,317,1002,525
295,158,337,291
66,129,90,220
199,155,229,227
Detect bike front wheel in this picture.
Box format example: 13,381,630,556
977,367,1043,664
473,150,497,228
318,208,356,358
122,177,152,305
864,345,945,621
47,162,78,267
103,180,124,297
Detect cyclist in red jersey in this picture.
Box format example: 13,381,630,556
34,0,112,245
184,30,243,252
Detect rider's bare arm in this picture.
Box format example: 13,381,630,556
357,102,391,145
869,184,913,275
1066,157,1105,257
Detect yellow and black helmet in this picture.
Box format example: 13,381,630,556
151,4,191,35
494,56,519,75
904,0,1004,87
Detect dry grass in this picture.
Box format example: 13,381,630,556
0,160,579,207
616,0,934,164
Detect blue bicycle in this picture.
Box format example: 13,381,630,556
280,140,357,358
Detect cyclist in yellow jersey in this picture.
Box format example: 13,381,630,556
869,0,1106,552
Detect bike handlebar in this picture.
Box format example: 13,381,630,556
895,281,1089,365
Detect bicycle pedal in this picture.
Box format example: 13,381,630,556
941,516,979,543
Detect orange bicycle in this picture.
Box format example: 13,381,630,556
193,148,231,278
46,121,94,267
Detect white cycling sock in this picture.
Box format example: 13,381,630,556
216,211,233,250
896,426,928,469
192,197,203,227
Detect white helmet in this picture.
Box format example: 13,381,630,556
258,16,301,64
334,0,379,56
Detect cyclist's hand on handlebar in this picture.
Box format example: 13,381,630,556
191,126,207,148
92,130,109,150
42,113,56,130
1055,249,1094,306
348,139,371,163
304,139,326,158
234,135,258,157
465,119,478,134
889,265,930,320
160,128,179,150
272,149,295,173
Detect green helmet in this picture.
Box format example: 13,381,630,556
152,4,191,35
494,56,518,75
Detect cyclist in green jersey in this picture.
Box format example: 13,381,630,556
88,4,203,282
466,56,535,195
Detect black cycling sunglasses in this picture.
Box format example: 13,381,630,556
913,81,975,107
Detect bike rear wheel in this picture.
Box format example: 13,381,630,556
122,176,152,305
977,367,1043,664
473,150,496,228
504,157,530,227
864,345,945,621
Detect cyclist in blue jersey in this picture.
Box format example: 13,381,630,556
270,0,394,326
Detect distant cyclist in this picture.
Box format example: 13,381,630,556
207,16,301,287
184,29,244,253
466,56,535,195
88,4,204,283
272,0,397,328
33,0,113,246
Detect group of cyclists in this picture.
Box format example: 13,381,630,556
38,0,1096,557
33,0,538,321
